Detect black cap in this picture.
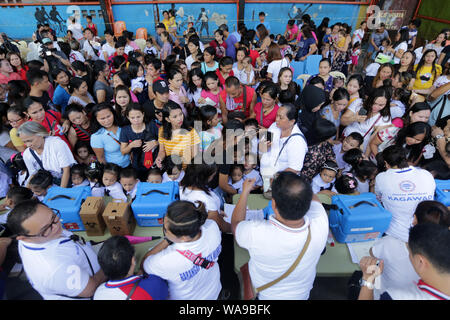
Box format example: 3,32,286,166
153,80,169,94
156,23,166,30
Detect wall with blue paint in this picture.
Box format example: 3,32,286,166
112,2,238,37
244,3,360,35
0,5,105,39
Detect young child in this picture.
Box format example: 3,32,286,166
244,118,259,155
74,140,97,165
86,15,98,37
350,160,378,194
228,164,244,194
144,38,159,57
333,132,364,170
162,156,185,183
200,71,222,112
120,167,140,202
243,153,263,192
199,105,222,152
102,163,127,202
342,148,364,174
28,170,54,201
168,9,177,38
332,173,359,195
241,57,256,86
85,161,105,197
0,186,33,224
147,167,163,184
349,41,361,74
71,164,89,187
311,161,339,196
128,62,145,96
11,152,28,187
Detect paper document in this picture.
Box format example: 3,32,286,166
223,203,265,224
347,240,377,264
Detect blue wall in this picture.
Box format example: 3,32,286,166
0,5,105,39
244,3,360,35
112,2,238,37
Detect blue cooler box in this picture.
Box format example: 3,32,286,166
131,181,180,227
43,186,91,231
435,179,450,206
329,193,392,243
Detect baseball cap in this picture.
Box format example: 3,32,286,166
153,80,169,94
42,38,52,45
156,23,166,30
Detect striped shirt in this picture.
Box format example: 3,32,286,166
158,127,200,164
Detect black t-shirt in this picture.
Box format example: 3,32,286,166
31,91,57,112
142,99,163,123
441,45,450,67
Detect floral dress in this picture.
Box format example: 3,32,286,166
300,141,336,182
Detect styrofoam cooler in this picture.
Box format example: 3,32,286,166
43,186,91,231
329,193,392,243
435,179,450,207
131,181,179,227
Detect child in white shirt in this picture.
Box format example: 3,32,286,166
119,167,140,201
333,132,364,171
144,38,159,57
311,161,338,196
102,163,127,202
228,165,244,194
85,162,105,197
71,164,90,187
28,170,54,201
129,62,146,96
243,153,262,192
161,156,185,183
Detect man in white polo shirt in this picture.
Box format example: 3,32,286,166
232,172,328,300
375,146,436,242
7,199,106,300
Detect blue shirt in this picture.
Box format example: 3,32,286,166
52,85,71,114
295,37,316,60
91,127,130,168
225,34,238,60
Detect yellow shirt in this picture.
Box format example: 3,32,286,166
413,64,442,90
158,127,200,164
168,17,177,29
162,18,170,31
9,128,24,148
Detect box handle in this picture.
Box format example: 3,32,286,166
48,195,75,201
349,201,377,209
142,190,169,196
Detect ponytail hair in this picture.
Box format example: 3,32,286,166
165,200,208,238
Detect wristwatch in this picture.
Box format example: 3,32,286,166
435,134,444,140
359,278,374,290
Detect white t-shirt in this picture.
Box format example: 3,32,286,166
68,23,84,41
143,219,222,300
332,143,352,172
18,229,100,300
356,177,370,194
233,65,255,85
104,181,127,202
311,174,334,194
69,50,85,63
267,58,290,83
185,55,196,70
131,76,145,92
393,42,408,64
187,88,202,107
375,166,436,242
162,171,185,183
371,235,419,300
124,181,139,200
100,43,116,61
82,40,101,61
228,178,244,194
260,122,308,174
390,100,406,119
343,103,391,153
90,181,105,197
243,169,263,187
22,136,76,184
433,75,450,94
235,200,328,300
179,187,221,213
352,29,365,45
365,63,380,77
382,280,450,300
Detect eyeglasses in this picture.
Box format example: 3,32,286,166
22,209,61,238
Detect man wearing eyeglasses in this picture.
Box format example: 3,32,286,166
7,199,106,300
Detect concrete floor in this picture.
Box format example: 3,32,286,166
309,276,351,300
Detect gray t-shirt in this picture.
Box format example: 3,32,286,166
94,80,114,103
371,30,389,47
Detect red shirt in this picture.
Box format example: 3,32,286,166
208,40,227,59
17,66,29,82
0,72,21,85
249,50,260,67
34,110,72,150
254,102,279,128
219,85,255,118
108,53,129,74
87,23,98,37
215,68,234,87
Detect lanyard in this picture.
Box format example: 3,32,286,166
176,249,215,269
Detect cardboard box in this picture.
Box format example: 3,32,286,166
80,197,106,236
102,201,136,236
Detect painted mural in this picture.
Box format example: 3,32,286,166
112,2,237,39
0,5,104,39
244,3,361,36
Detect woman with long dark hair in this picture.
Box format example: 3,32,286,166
386,28,409,65
394,121,431,166
413,49,442,95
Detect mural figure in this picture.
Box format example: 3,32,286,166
40,6,51,25
288,4,313,26
49,6,66,34
197,8,209,37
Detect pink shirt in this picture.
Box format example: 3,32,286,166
200,89,222,110
169,86,188,116
286,25,299,41
254,102,279,129
0,72,21,85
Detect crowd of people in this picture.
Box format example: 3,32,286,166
0,12,449,301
